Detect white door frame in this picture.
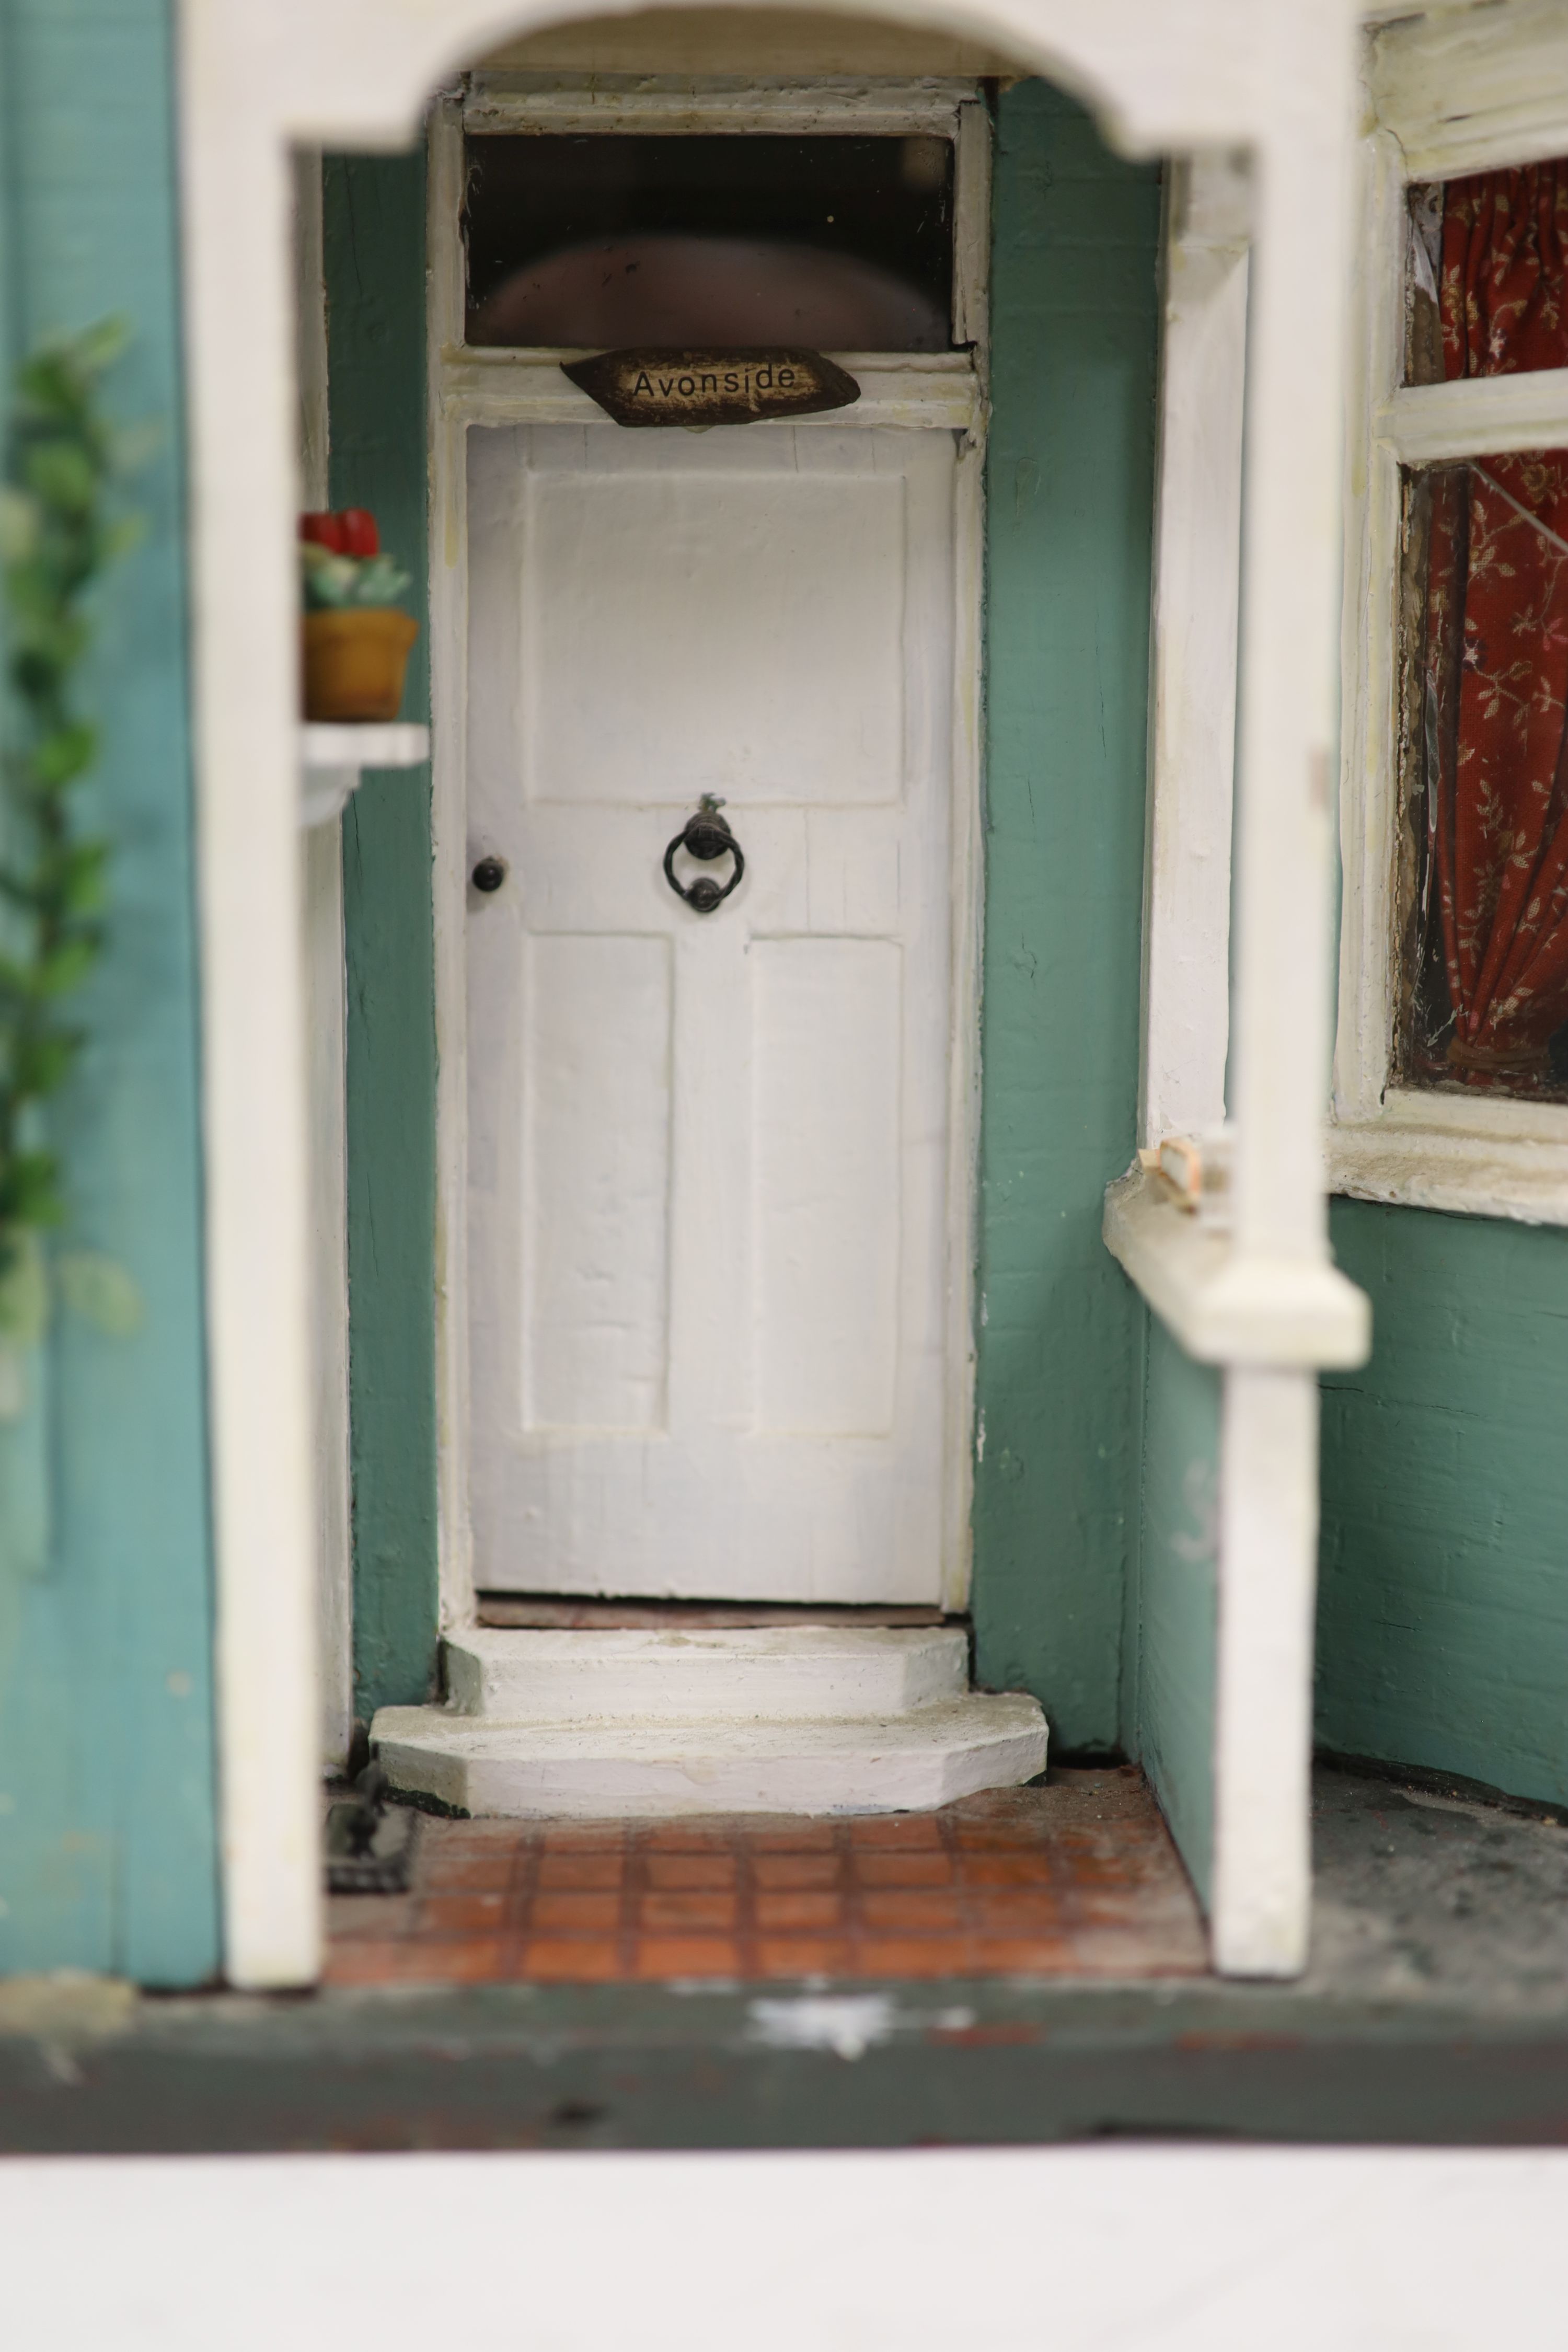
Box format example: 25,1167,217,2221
176,0,1359,1987
428,76,991,1632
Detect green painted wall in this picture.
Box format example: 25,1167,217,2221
0,0,219,1982
973,83,1161,1750
324,153,440,1719
1318,1199,1568,1808
1125,1313,1220,1901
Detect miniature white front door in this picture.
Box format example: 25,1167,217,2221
466,421,958,1601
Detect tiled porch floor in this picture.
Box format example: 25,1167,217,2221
326,1765,1208,1986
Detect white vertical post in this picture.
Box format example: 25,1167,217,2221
1212,1367,1320,1973
1139,154,1249,1149
179,10,321,1986
294,149,355,1773
426,98,477,1633
1229,108,1352,1265
1210,15,1357,1975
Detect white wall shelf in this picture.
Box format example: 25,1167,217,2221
299,722,430,828
1103,1166,1371,1370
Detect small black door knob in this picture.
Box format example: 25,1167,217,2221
471,856,506,894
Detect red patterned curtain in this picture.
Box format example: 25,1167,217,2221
1424,163,1568,1084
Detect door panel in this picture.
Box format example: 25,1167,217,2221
753,936,902,1437
467,421,956,1601
520,454,908,806
522,931,672,1434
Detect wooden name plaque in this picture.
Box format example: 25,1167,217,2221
562,347,861,429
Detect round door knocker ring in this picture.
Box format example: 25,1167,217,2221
663,795,745,916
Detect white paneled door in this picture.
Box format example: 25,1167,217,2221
466,422,959,1601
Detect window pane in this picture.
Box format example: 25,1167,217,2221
1398,454,1568,1100
1406,159,1568,385
463,133,954,351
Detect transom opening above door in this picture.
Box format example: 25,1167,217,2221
441,75,993,373
463,132,956,350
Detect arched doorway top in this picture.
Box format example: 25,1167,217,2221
207,0,1356,164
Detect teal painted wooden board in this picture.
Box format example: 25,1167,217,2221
324,155,440,1719
1318,1199,1568,1808
1128,1312,1220,1905
0,0,219,1982
973,84,1161,1749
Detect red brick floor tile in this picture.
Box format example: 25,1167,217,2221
639,1890,737,1932
859,1888,965,1932
754,1890,844,1933
752,1852,843,1890
632,1936,742,1978
754,1938,855,1977
849,1814,945,1848
418,1855,517,1894
322,1941,404,1986
855,1936,971,1977
958,1851,1056,1887
326,1895,413,1940
389,1936,510,1984
644,1852,737,1890
970,1895,1068,1936
332,1771,1208,1989
745,1823,839,1851
529,1890,621,1933
852,1851,954,1889
644,1821,738,1851
538,1821,626,1847
416,1891,513,1936
971,1935,1081,1973
515,1938,623,1981
536,1851,625,1891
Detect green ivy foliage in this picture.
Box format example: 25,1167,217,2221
0,319,141,1286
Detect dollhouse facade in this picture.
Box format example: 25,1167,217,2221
0,0,1562,1998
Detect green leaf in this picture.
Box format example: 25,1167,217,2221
21,441,99,516
66,315,132,379
0,1151,61,1230
0,1227,49,1346
10,1029,76,1098
57,1250,143,1337
34,937,98,997
33,722,98,790
352,555,412,608
0,487,40,563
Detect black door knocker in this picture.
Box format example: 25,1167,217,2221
663,794,744,915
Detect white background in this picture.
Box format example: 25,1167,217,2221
5,2146,1567,2349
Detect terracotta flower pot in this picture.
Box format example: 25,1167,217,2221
302,607,419,723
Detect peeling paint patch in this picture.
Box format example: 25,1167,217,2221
746,1993,976,2060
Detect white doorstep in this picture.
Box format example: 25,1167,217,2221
442,1624,969,1722
371,1693,1048,1819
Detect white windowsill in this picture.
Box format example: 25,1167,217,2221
1102,1166,1371,1370
1329,1094,1568,1227
299,722,430,829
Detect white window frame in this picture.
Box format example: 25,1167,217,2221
426,76,993,1630
1332,0,1568,1226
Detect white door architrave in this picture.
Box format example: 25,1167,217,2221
176,0,1361,1988
428,79,989,1621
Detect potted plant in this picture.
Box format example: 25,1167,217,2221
299,508,417,722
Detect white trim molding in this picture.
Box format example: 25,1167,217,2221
1331,1,1568,1229
425,77,993,1633
1139,151,1249,1151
